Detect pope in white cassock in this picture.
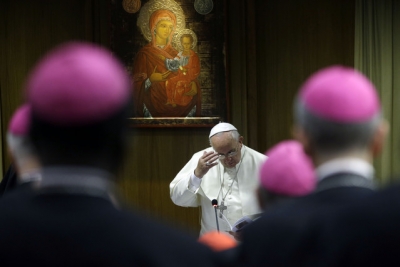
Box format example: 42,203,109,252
170,122,267,238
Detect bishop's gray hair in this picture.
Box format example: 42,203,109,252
294,97,381,154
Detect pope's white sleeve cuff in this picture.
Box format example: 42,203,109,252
188,172,202,192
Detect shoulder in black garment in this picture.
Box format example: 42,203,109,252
0,185,219,267
233,172,376,267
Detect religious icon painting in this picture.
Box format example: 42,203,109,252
110,0,228,127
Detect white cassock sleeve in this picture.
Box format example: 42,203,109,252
169,149,210,207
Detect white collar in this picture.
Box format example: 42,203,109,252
19,169,41,184
316,157,374,182
36,166,119,207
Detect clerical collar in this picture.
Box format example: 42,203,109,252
35,166,118,205
316,158,374,182
19,169,41,184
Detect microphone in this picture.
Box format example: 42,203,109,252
211,199,220,232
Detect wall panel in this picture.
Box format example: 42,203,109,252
0,0,355,235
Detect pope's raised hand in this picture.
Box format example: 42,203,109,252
194,151,219,178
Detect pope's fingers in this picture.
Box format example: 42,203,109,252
205,161,218,168
205,153,219,163
200,151,220,170
201,152,214,162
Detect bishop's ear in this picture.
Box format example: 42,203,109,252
370,119,389,157
292,125,311,155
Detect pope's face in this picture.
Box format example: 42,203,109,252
155,20,174,40
211,132,243,168
181,37,192,52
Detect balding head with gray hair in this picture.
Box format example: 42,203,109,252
294,98,382,155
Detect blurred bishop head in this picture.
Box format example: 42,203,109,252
7,104,40,178
198,231,237,251
294,65,385,156
8,104,31,138
26,42,130,126
25,41,132,171
258,140,316,209
298,65,380,123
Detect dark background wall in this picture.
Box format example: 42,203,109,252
0,0,355,235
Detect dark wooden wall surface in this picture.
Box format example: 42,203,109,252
0,0,354,236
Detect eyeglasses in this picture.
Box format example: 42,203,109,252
216,143,241,159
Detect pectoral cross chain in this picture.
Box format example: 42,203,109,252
219,201,227,218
